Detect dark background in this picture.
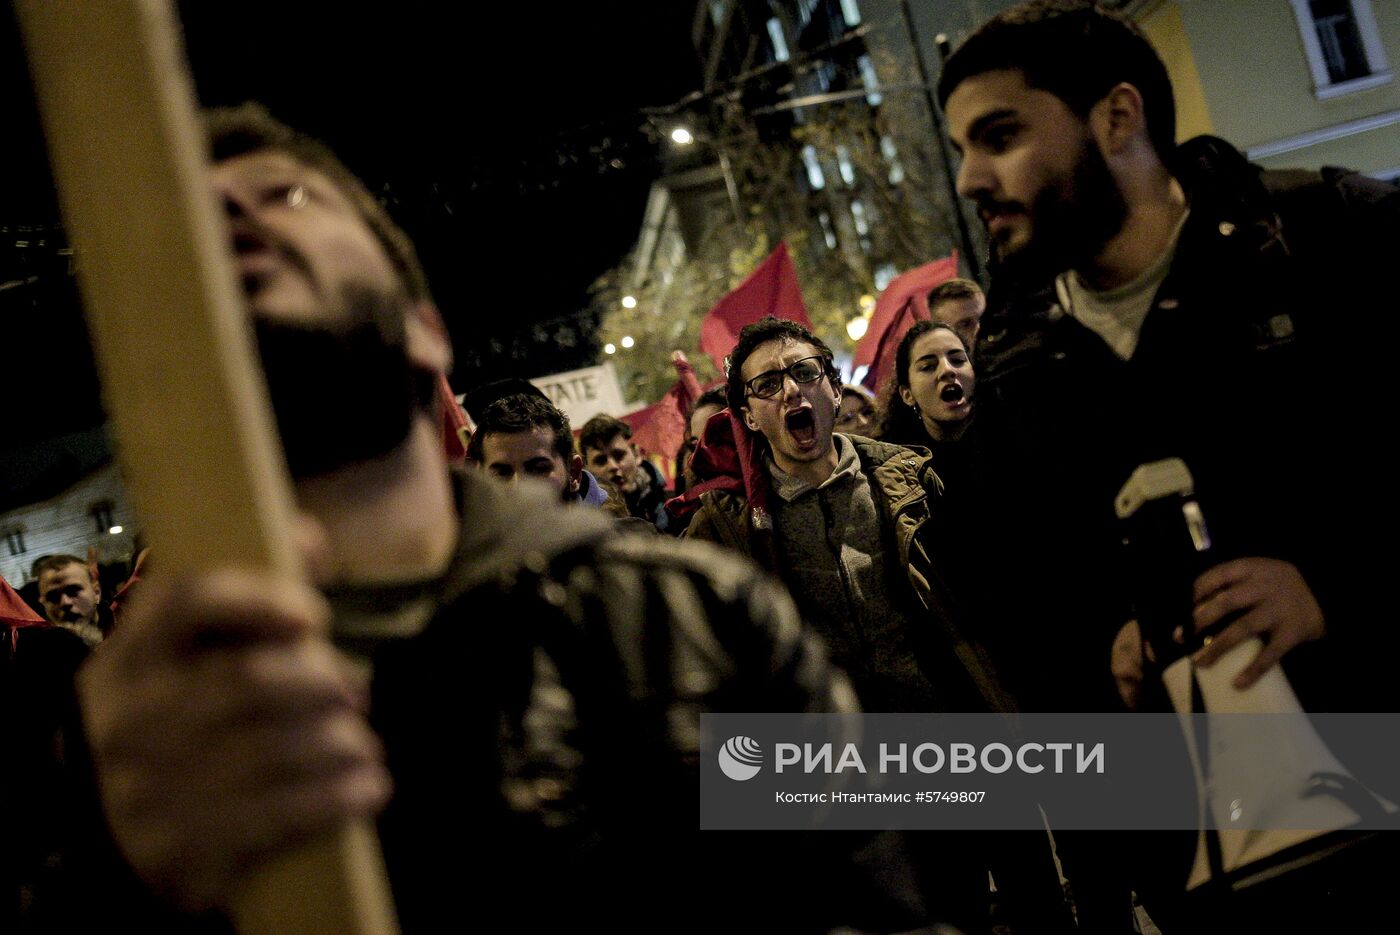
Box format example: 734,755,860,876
0,1,699,506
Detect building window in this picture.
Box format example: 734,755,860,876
90,500,115,536
836,146,856,186
839,0,862,28
766,18,790,63
851,200,872,253
802,146,827,190
818,211,838,250
880,136,905,185
1290,0,1392,99
874,263,899,291
850,200,871,240
857,55,884,106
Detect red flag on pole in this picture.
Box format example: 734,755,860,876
699,242,811,374
437,371,470,465
853,253,959,393
625,352,716,487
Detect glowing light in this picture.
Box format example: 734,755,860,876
621,295,637,308
621,335,635,349
109,525,124,535
604,343,617,355
670,127,694,145
846,317,869,341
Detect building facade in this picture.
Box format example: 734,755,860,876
1135,0,1399,179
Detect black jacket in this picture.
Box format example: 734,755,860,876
964,136,1400,715
44,472,934,933
371,471,865,930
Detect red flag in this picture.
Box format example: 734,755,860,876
853,253,959,393
699,242,811,374
2,576,45,628
3,575,48,660
438,371,470,465
626,388,687,486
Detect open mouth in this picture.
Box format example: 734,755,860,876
784,408,818,446
939,383,965,403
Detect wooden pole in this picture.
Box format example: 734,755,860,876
15,2,399,932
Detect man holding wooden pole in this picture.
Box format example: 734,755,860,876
64,105,929,933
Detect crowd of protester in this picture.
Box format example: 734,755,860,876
4,1,1399,932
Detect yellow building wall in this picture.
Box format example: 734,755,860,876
1139,1,1215,141
1173,0,1400,174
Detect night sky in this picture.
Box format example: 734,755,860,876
1,1,699,455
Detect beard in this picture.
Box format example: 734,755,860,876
254,282,435,479
987,133,1128,283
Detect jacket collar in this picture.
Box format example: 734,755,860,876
766,433,861,502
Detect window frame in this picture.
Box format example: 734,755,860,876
1290,0,1393,100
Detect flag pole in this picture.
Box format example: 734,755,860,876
16,2,399,932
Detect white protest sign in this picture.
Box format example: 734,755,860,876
530,361,629,427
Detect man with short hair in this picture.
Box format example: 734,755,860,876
33,554,104,647
578,413,669,530
938,2,1400,930
925,278,985,348
65,104,921,932
682,316,1069,933
466,392,614,510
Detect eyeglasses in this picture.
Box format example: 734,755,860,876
743,356,830,399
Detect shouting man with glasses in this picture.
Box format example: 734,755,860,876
684,318,1067,932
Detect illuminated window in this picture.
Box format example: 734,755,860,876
766,18,790,62
836,146,856,186
850,200,869,237
840,0,862,28
802,146,826,190
857,55,883,106
880,136,905,185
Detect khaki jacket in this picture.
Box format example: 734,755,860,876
685,435,1014,714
